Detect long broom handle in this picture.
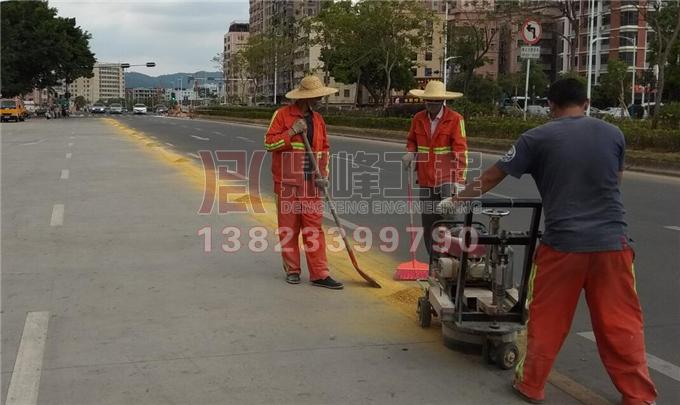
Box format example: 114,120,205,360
298,129,352,252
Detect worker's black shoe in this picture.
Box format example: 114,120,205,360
285,273,301,284
311,276,344,290
512,383,544,404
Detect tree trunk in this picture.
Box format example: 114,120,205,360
652,8,680,129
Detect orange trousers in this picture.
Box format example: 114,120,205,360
515,244,657,404
274,181,329,281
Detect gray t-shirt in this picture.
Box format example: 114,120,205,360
496,116,628,252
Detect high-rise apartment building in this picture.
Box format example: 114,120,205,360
70,63,125,103
556,0,652,97
224,21,252,104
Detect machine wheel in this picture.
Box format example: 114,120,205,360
496,342,519,370
417,296,432,328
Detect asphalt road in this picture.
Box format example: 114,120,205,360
110,114,680,403
2,117,582,404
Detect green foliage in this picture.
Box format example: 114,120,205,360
659,102,680,128
596,59,631,109
73,96,87,109
308,0,436,107
0,1,95,97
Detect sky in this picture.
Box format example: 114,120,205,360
52,0,250,75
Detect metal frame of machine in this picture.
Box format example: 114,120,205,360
417,198,542,369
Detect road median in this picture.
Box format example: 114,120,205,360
195,113,680,177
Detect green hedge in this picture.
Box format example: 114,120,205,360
197,106,680,152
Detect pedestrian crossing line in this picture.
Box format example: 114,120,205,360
663,225,680,232
60,169,69,180
66,153,72,159
578,331,680,382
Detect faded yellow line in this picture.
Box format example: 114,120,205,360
103,118,608,404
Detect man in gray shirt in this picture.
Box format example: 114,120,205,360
453,79,657,404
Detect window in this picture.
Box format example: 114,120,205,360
602,13,611,26
343,89,350,98
621,11,638,26
600,54,609,64
425,51,433,61
425,67,432,77
620,31,637,46
619,51,635,66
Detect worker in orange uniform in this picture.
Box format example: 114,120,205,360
264,75,344,290
402,80,468,257
449,78,657,404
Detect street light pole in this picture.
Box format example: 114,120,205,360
619,35,637,107
586,0,596,116
443,56,460,90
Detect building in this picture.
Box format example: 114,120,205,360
225,21,254,104
70,62,125,103
125,87,165,106
556,0,652,98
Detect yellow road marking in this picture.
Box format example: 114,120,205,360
103,118,609,404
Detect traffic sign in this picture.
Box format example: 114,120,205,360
521,20,542,45
520,46,541,60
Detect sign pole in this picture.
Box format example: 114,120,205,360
524,58,530,121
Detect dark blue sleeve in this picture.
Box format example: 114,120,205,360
495,134,534,179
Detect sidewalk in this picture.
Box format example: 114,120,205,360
2,118,578,404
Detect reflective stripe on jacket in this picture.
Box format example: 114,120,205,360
406,107,468,187
264,104,330,185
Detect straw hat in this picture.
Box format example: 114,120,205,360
285,75,338,100
408,80,463,100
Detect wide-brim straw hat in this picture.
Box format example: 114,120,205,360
408,80,463,100
285,75,338,99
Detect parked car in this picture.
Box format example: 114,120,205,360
91,103,106,114
527,104,550,117
155,105,168,114
601,106,630,118
1,98,28,122
133,103,147,114
109,103,123,114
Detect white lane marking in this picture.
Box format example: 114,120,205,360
578,331,680,382
195,127,203,131
50,204,64,226
67,142,74,147
19,139,47,146
165,142,175,147
213,131,223,136
664,226,680,232
5,311,50,405
187,152,201,160
236,136,254,143
60,169,69,180
190,135,210,141
65,153,72,159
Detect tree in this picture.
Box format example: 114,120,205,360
640,0,680,127
598,59,632,117
310,0,435,108
241,30,295,103
1,1,95,97
73,95,87,110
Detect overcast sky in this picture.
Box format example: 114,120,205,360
52,0,249,75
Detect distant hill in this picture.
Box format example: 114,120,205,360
125,71,222,89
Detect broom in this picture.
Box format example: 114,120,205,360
394,166,429,280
